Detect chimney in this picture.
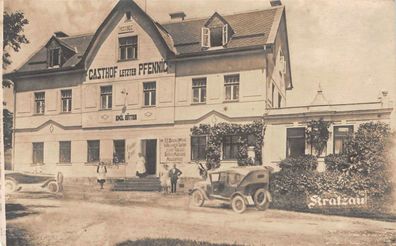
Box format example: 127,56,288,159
270,0,282,7
169,11,186,22
54,31,68,38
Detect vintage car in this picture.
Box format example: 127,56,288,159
4,171,63,193
190,166,272,213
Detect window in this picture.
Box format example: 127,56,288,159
192,78,207,103
143,82,156,106
49,48,61,67
333,126,353,154
61,89,72,112
223,135,241,160
119,36,138,60
201,24,229,48
278,93,282,108
191,136,206,160
100,86,112,109
87,140,100,163
113,140,125,163
224,74,239,101
286,128,306,157
59,141,71,163
33,142,44,164
35,92,45,114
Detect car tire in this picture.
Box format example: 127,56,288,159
254,188,270,211
191,190,205,207
47,181,59,193
5,179,18,193
231,195,246,213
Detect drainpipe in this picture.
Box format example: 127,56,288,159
3,79,16,171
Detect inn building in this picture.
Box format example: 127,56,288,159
5,0,393,180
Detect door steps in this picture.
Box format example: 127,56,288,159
111,177,161,192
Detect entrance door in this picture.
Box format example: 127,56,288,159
145,139,157,175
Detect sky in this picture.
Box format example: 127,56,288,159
3,0,396,110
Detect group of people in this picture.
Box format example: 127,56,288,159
97,152,183,193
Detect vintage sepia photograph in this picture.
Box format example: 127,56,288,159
1,0,396,245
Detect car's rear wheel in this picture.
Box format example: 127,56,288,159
191,190,205,207
231,195,246,213
5,179,18,193
254,188,270,211
47,181,59,193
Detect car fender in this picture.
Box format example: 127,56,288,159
231,192,253,205
41,178,57,188
191,188,209,200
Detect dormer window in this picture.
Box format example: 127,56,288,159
202,24,229,48
48,48,61,68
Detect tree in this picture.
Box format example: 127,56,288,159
3,11,29,71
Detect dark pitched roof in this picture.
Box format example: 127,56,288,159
161,7,283,55
10,3,284,75
17,33,94,73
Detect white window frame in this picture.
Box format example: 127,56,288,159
119,36,138,61
201,27,210,48
222,24,228,46
61,89,72,113
224,74,240,101
143,82,156,107
192,78,207,104
49,48,61,68
34,92,45,114
100,86,112,110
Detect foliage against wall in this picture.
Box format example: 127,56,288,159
305,119,332,157
191,120,265,169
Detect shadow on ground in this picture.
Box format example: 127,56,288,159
116,238,241,246
6,203,40,221
6,224,33,246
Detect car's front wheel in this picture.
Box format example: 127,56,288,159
191,190,205,207
254,188,270,211
47,181,59,193
231,195,246,213
5,179,18,193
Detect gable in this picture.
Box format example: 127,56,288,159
85,6,173,83
83,0,174,73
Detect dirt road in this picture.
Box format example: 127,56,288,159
6,193,396,246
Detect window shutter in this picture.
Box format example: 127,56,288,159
222,24,228,45
201,27,210,48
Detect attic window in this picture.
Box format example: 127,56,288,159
202,24,229,48
49,48,61,68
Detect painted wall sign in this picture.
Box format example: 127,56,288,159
115,113,137,121
159,138,187,164
307,194,367,209
87,60,168,80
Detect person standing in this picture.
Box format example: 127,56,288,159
168,164,182,193
159,164,170,194
97,162,107,189
136,153,146,178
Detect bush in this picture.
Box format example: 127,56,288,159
270,122,393,214
278,155,318,171
324,154,349,172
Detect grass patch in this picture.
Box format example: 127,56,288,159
116,238,241,246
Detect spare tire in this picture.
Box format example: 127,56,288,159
254,188,270,211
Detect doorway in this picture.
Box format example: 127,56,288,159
142,139,157,175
